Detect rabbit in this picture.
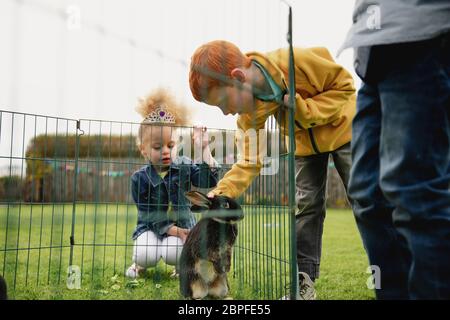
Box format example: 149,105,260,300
179,191,244,300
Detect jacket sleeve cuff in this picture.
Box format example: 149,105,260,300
156,222,175,236
211,181,239,198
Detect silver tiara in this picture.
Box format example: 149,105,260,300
145,105,175,124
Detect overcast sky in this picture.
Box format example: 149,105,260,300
0,0,357,130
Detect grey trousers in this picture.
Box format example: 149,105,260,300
295,142,352,281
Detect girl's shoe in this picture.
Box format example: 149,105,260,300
126,263,146,279
169,268,179,278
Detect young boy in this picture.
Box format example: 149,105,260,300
189,40,356,299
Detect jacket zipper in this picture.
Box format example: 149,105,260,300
293,120,321,154
281,78,321,155
307,128,320,154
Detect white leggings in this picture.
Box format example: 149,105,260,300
132,230,183,268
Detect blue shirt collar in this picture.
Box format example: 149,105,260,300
145,162,180,187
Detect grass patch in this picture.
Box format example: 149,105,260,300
317,209,375,300
0,204,374,300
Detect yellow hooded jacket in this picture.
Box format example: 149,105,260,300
213,47,356,198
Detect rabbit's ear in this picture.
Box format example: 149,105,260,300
184,191,211,210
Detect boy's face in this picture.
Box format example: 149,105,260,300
140,126,178,168
204,83,255,116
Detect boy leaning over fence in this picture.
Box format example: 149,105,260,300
189,40,356,299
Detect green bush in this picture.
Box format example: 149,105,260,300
0,175,24,201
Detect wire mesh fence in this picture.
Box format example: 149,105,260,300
0,0,358,301
0,109,298,299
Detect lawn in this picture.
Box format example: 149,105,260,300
0,204,374,300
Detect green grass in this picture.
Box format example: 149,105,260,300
317,209,375,300
0,204,374,300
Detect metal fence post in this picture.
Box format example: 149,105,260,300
286,5,299,300
68,120,83,281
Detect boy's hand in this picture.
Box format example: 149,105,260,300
193,126,209,150
283,93,299,107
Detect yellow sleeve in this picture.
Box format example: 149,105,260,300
211,105,276,198
293,47,355,129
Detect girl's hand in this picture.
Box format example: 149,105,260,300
177,228,190,244
193,126,209,150
167,226,190,244
193,125,218,167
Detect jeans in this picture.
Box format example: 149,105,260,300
349,33,450,299
295,142,352,281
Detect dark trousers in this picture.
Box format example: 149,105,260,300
295,142,352,281
349,33,450,299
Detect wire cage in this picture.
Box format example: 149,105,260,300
0,0,312,300
0,109,297,300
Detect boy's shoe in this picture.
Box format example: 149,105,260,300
298,272,316,300
125,263,146,279
280,272,317,300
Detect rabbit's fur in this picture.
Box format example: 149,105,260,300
179,191,244,299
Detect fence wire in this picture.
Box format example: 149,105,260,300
0,109,297,299
0,0,351,301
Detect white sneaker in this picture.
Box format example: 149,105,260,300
280,272,317,300
169,269,179,279
125,263,146,279
298,272,316,300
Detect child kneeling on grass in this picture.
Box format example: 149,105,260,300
126,88,219,279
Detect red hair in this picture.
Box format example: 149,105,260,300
189,40,252,102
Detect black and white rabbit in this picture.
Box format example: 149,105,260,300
179,191,244,299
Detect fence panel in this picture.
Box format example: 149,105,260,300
3,104,356,301
0,111,79,297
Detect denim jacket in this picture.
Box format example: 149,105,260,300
131,156,219,240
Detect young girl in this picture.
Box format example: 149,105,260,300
126,88,219,278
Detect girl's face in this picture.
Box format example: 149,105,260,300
140,126,178,169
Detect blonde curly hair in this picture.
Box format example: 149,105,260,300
136,88,192,146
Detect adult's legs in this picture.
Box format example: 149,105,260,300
377,35,450,299
349,80,410,299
